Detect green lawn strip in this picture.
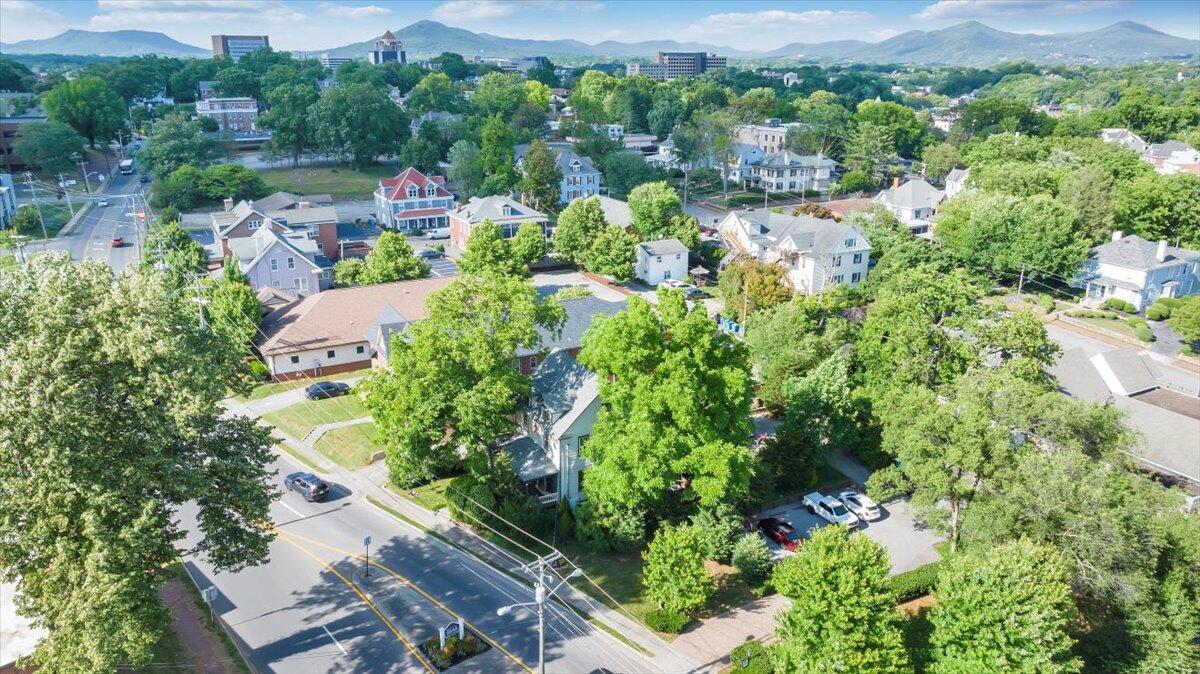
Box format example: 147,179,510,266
260,394,371,440
235,372,350,402
1072,316,1141,340
257,165,396,199
162,561,253,674
274,442,323,472
312,421,380,469
410,476,454,512
18,203,73,239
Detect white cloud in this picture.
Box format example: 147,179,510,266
689,9,872,32
322,3,391,19
917,0,1125,21
0,0,72,42
432,0,602,22
90,0,307,28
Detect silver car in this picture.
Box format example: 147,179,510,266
839,490,881,521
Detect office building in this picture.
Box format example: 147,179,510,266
319,54,357,71
626,52,726,81
368,30,406,65
212,35,270,62
196,98,259,132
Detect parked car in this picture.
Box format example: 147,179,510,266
803,491,861,529
839,490,881,521
284,472,330,502
139,175,150,183
757,517,801,551
417,249,444,260
110,237,124,248
683,286,709,300
426,227,450,239
304,381,350,400
659,279,688,290
97,200,109,207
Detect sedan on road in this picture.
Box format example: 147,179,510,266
304,381,351,400
110,237,124,248
283,472,330,502
418,248,444,260
97,200,109,207
758,517,801,551
839,491,882,521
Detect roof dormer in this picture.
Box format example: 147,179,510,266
425,184,436,197
407,184,418,198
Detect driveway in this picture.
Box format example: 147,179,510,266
532,269,629,302
424,255,458,278
235,375,364,417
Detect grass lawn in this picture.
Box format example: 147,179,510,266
560,541,653,621
1072,316,1141,340
235,372,352,402
17,203,73,239
313,421,381,469
408,476,455,512
261,394,371,440
257,165,396,199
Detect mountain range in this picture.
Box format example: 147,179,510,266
1,20,1196,66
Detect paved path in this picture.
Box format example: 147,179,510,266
302,417,372,445
156,580,241,674
672,594,788,673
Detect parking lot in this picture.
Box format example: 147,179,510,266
756,494,944,575
425,255,458,277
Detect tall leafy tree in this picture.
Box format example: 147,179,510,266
478,114,517,192
580,225,637,281
789,92,853,159
405,72,461,115
628,180,681,239
551,196,607,262
1114,172,1200,249
458,221,525,277
138,113,221,179
601,152,662,200
0,254,276,672
518,139,562,213
643,524,712,620
921,142,962,181
361,231,429,284
259,82,318,167
143,219,209,285
447,140,485,198
842,121,895,184
1057,165,1115,245
716,259,791,323
42,76,126,147
509,221,547,269
855,99,928,158
473,72,526,119
931,539,1080,673
11,121,85,174
308,83,407,168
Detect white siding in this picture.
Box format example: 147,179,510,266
635,248,689,286
269,341,373,376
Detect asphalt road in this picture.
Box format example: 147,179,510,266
177,453,660,674
40,172,145,272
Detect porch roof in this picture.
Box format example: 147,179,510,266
502,436,558,481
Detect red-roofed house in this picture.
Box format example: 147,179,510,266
374,167,455,232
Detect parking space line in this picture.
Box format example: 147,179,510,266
322,625,348,655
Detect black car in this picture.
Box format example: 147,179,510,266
305,381,350,400
284,472,330,502
417,248,444,260
683,286,709,300
139,175,150,183
758,517,801,551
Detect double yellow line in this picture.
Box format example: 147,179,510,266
272,526,533,674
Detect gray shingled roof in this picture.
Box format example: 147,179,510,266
753,150,837,169
945,168,967,182
456,195,546,224
874,178,944,210
1091,234,1199,271
530,350,599,440
734,209,869,258
637,238,689,256
515,143,599,175
519,296,626,357
1145,140,1194,159
255,191,333,212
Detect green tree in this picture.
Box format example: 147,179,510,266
0,253,276,672
930,539,1080,673
580,225,636,281
648,95,684,138
398,136,443,174
363,274,564,483
473,72,526,119
152,164,206,211
577,293,754,526
956,97,1053,138
206,269,260,354
509,221,547,269
332,257,365,287
213,65,259,99
1058,165,1115,245
746,294,856,411
921,142,961,181
458,221,524,277
259,82,318,166
360,231,429,284
731,533,772,586
772,526,910,673
643,524,712,617
42,76,126,147
518,139,562,213
628,180,681,239
789,93,853,159
11,121,85,174
842,121,895,184
406,71,460,115
143,218,209,284
309,83,407,168
717,259,791,323
1114,173,1200,248
479,114,517,191
855,99,927,158
601,151,662,200
1169,295,1200,343
690,502,743,562
9,205,42,234
199,163,267,202
551,196,607,262
447,140,485,197
138,113,221,179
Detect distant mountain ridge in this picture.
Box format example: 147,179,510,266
0,29,208,57
0,20,1195,66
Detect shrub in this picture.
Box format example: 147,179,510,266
158,205,181,224
865,465,913,503
1101,298,1136,314
731,533,773,586
645,608,689,634
248,360,270,382
575,500,645,551
730,641,775,673
1036,293,1055,313
691,502,744,562
554,499,575,540
888,560,943,603
1130,323,1155,342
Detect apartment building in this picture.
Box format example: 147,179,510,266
211,35,270,61
368,30,406,65
319,54,356,71
626,52,726,81
736,119,803,154
195,98,259,132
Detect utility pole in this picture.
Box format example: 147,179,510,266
74,154,92,193
23,172,49,242
497,552,582,674
1017,266,1026,297
56,174,75,217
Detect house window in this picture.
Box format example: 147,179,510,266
831,255,842,267
831,274,844,284
407,185,417,198
287,257,295,270
675,254,681,259
356,345,365,354
663,269,672,280
425,184,436,196
272,279,281,288
656,256,662,263
290,355,300,364
248,220,261,230
853,253,863,264
326,349,336,359
270,259,279,271
852,272,861,283
844,237,856,247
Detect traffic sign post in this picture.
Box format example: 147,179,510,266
363,536,372,578
201,585,219,622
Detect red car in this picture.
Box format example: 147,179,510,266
110,237,124,248
758,517,801,551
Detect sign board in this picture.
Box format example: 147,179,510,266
438,618,465,649
363,536,372,547
201,586,219,604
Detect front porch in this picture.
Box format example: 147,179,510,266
502,435,561,506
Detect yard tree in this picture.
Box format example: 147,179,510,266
152,164,206,211
405,71,460,116
42,76,125,147
458,221,525,277
1058,165,1115,245
579,225,636,281
731,533,773,586
360,231,429,284
577,292,754,529
205,267,261,356
690,502,742,563
731,87,777,123
524,79,551,110
9,205,41,234
11,121,84,174
1169,295,1200,343
746,292,857,411
509,222,547,269
855,99,927,158
717,259,791,323
601,151,661,200
789,92,853,159
363,274,564,484
772,526,910,673
956,97,1053,138
921,141,961,180
509,101,549,144
143,218,209,285
648,95,684,138
930,539,1080,673
139,113,221,180
1114,172,1200,249
669,124,704,204
259,82,318,166
309,83,408,168
518,139,562,213
628,180,681,239
213,65,259,99
642,524,712,618
551,196,607,262
447,140,485,197
473,72,526,119
198,163,267,203
332,257,365,287
842,121,895,184
398,136,443,175
0,253,276,672
478,114,517,192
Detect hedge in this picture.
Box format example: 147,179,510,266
888,560,943,603
730,641,775,674
1101,298,1137,314
1127,317,1155,342
645,608,689,634
1069,309,1119,320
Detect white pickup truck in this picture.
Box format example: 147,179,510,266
802,491,861,529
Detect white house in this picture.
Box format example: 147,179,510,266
944,167,970,200
1100,128,1148,154
873,177,946,235
723,143,766,185
635,238,689,286
374,167,455,232
515,143,602,205
227,226,327,297
718,209,871,296
1079,231,1200,311
747,150,837,193
736,120,803,154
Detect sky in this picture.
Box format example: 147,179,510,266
1,0,1198,52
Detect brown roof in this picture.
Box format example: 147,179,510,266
258,277,454,355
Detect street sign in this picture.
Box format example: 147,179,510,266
363,536,372,547
201,586,218,604
438,618,464,649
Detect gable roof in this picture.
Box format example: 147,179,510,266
1091,234,1199,271
378,167,450,201
455,195,546,224
945,167,968,183
258,276,454,355
267,205,339,227
874,178,945,210
254,191,333,212
529,350,600,441
637,238,689,256
211,200,269,237
728,209,869,259
519,295,627,357
515,143,599,175
587,195,632,228
1146,140,1194,159
230,227,321,274
753,150,837,169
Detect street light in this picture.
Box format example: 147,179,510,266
496,566,583,674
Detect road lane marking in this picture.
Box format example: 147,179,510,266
270,526,534,674
273,530,435,673
322,625,348,655
278,500,305,518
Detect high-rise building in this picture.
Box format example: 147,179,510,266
626,52,726,81
319,54,357,71
368,30,406,65
212,35,271,62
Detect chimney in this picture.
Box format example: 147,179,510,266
1112,230,1123,242
1156,239,1168,262
892,176,901,189
298,201,310,209
223,197,234,211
